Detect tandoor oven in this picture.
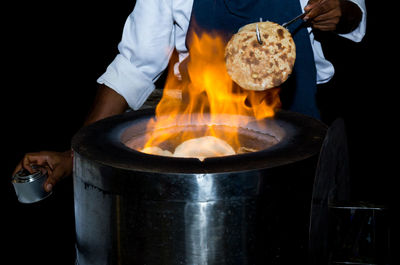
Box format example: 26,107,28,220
72,108,326,265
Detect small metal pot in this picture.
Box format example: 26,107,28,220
12,167,52,203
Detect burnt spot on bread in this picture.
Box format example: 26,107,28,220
251,40,259,48
277,29,284,39
242,35,252,42
263,33,269,39
287,57,295,67
261,71,271,79
279,54,287,61
273,76,283,87
245,56,260,65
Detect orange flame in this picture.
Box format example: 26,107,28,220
142,30,281,152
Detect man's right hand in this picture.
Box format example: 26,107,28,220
13,150,73,192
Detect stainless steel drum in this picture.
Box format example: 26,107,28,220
72,109,326,265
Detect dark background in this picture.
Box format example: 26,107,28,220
3,1,395,264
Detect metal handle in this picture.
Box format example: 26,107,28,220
281,11,309,28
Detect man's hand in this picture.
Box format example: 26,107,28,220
12,84,129,193
304,0,342,31
304,0,362,33
13,151,73,192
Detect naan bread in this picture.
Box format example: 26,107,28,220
141,146,173,157
173,136,235,161
141,136,235,161
225,21,296,91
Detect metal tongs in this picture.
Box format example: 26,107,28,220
281,11,309,28
255,11,309,45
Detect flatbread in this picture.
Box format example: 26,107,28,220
141,136,236,161
225,21,296,91
141,146,173,157
173,136,235,161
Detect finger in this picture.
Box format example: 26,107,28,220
12,163,23,176
304,1,320,12
304,0,323,15
21,153,44,173
311,18,340,31
44,167,60,192
304,0,336,20
312,21,338,31
44,167,66,192
315,24,337,31
305,6,326,20
13,152,48,176
44,158,71,192
44,176,55,192
311,17,339,26
310,12,340,24
21,152,56,175
311,8,340,22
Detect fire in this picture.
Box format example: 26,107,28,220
142,30,281,156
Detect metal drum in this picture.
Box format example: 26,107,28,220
72,109,326,265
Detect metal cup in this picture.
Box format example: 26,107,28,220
12,166,52,203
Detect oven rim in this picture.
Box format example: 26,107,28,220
72,108,327,174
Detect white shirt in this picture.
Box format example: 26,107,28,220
97,0,366,110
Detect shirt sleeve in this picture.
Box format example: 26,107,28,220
338,0,367,42
97,0,175,110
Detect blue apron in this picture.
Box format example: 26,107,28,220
185,0,320,119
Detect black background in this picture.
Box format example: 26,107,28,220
3,1,395,264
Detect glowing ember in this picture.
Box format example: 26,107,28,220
141,30,281,159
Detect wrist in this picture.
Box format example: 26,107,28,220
336,0,363,34
63,149,74,157
84,84,129,126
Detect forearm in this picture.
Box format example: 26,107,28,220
84,84,129,126
336,0,363,34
